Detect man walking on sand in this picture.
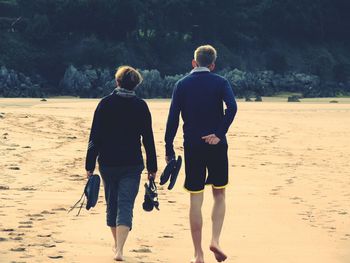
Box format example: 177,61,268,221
165,45,237,263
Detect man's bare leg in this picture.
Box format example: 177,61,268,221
115,225,130,261
210,188,227,262
190,192,205,263
110,227,117,251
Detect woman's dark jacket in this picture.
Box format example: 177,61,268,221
85,91,158,173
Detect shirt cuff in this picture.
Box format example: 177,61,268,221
215,130,226,141
165,144,175,158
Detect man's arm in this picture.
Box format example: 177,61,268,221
141,102,158,176
215,79,237,140
85,103,102,176
164,82,181,159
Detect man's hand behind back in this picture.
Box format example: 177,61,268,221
202,134,221,145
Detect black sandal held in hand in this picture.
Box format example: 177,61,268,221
160,156,182,190
142,177,159,212
68,174,100,216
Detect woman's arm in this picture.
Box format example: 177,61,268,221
141,102,158,175
85,103,102,175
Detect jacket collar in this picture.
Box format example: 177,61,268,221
113,87,136,98
190,67,210,74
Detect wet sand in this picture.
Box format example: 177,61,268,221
0,98,349,263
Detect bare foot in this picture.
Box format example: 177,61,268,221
114,252,124,261
210,244,227,262
112,245,117,253
190,259,204,263
190,254,204,263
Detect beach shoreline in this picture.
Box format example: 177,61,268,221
0,98,349,263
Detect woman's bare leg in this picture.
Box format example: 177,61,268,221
110,227,117,251
114,225,130,261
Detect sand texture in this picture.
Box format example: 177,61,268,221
0,98,349,263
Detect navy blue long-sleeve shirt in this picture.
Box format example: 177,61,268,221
165,69,237,157
85,91,158,173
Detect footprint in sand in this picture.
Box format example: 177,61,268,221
285,178,294,184
18,225,32,229
10,247,26,252
8,232,24,237
290,196,304,205
19,221,33,225
27,213,43,218
270,188,281,195
52,208,67,212
10,236,23,241
69,174,84,181
41,210,55,215
2,228,15,232
18,221,33,229
159,235,174,239
48,255,63,259
42,243,56,248
130,248,152,253
0,237,8,241
20,187,36,191
28,216,44,221
0,185,9,190
38,234,51,238
9,166,20,170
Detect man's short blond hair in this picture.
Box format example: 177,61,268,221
115,66,143,90
194,45,217,67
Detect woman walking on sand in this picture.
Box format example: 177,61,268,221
85,66,158,261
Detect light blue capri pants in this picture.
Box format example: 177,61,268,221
99,165,144,229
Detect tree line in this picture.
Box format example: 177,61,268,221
0,0,349,97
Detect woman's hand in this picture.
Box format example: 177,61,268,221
165,155,175,164
86,170,93,178
148,171,157,180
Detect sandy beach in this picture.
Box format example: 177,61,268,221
0,98,349,263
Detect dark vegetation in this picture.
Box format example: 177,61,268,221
0,0,350,98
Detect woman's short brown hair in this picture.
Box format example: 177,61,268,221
115,66,143,90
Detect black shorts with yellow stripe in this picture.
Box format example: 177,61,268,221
184,143,228,193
